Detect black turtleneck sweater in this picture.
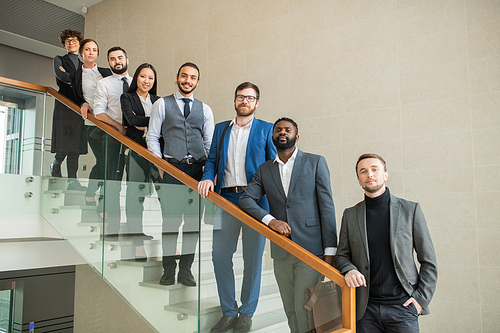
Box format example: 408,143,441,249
365,188,408,304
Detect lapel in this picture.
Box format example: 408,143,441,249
389,194,400,259
287,149,305,196
72,69,83,99
358,201,370,263
131,92,145,116
244,118,259,170
221,122,232,170
270,162,287,201
246,118,258,154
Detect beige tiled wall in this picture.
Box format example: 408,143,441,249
86,0,500,331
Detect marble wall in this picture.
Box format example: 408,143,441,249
85,1,500,331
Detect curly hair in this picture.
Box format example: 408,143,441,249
59,29,83,47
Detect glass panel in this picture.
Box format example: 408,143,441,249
199,198,343,333
0,290,12,333
40,93,103,273
0,83,47,242
100,139,201,332
0,83,46,176
0,80,348,332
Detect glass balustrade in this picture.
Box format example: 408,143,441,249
0,77,352,333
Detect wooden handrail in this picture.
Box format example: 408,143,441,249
0,75,355,332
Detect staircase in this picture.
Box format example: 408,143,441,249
41,176,289,332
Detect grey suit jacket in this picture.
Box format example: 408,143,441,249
335,193,438,320
239,149,337,259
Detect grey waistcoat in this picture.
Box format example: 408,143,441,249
161,95,205,161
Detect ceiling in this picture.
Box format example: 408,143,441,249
0,0,103,59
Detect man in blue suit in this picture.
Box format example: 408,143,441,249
198,82,276,333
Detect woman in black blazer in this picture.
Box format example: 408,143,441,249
51,29,84,189
120,63,160,260
70,39,112,205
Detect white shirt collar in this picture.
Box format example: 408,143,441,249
139,93,150,102
274,147,298,165
82,63,98,73
175,90,193,101
112,73,131,81
229,116,254,129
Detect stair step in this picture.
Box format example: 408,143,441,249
164,284,280,316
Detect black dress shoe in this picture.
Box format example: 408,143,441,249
233,314,252,333
50,163,62,177
159,271,175,286
210,314,238,333
177,269,196,287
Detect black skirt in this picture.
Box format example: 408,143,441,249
50,99,88,154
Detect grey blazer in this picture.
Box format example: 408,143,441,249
239,149,337,259
335,194,438,320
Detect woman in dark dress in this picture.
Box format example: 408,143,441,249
51,29,86,190
70,39,112,205
120,63,160,260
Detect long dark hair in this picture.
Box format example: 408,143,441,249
128,63,158,96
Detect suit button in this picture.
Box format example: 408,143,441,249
286,205,290,208
365,266,369,270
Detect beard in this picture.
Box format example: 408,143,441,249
177,80,197,95
111,63,128,75
273,135,296,150
235,104,256,117
361,181,384,193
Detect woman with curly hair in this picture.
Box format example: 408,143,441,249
50,29,87,190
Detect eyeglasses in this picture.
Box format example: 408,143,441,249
235,95,257,103
65,38,79,45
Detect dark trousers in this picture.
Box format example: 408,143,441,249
124,150,152,245
156,161,204,272
357,302,420,333
102,136,125,235
85,126,105,198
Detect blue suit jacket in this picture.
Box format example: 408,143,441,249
201,118,276,210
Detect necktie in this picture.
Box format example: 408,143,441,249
181,98,191,118
121,77,129,93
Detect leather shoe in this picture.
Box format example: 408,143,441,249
177,269,196,287
233,314,252,333
159,271,175,286
50,163,62,177
210,314,237,333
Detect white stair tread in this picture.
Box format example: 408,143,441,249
164,284,280,315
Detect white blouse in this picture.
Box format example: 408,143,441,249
82,64,103,109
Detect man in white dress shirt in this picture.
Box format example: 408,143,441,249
239,118,337,333
93,46,132,239
147,62,214,287
198,82,276,333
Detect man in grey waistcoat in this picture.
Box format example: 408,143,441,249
147,62,214,286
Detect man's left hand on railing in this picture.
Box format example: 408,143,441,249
198,179,214,198
269,219,291,236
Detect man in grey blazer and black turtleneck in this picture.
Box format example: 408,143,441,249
147,62,214,287
335,153,438,333
239,117,337,333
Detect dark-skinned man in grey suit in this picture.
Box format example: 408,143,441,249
335,153,438,333
239,117,337,333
